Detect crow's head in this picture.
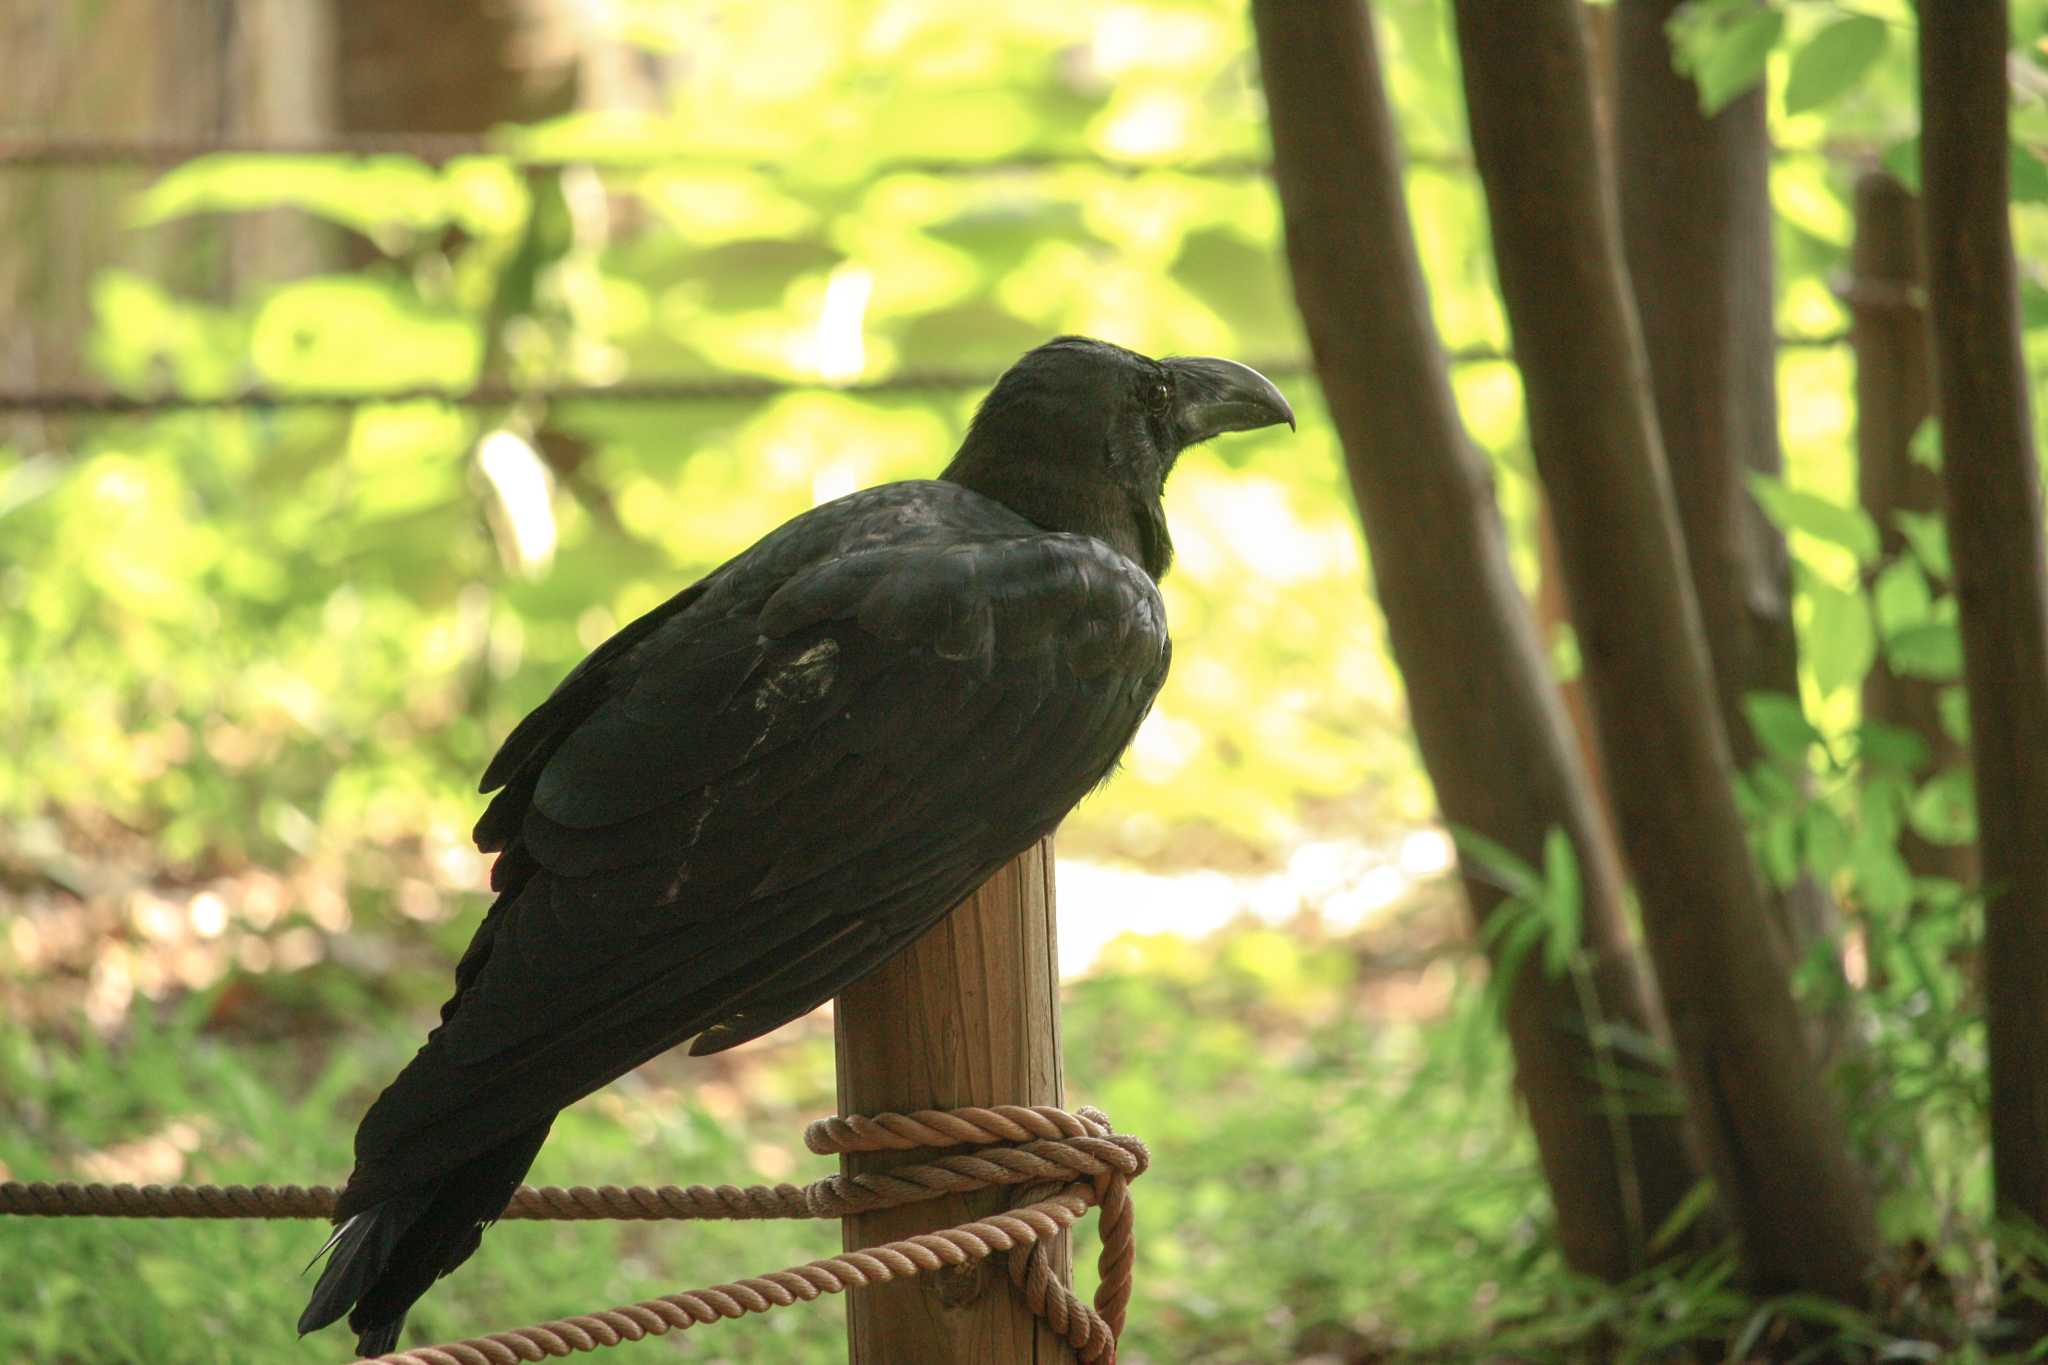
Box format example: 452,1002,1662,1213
943,336,1294,578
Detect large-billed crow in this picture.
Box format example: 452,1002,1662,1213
298,336,1293,1355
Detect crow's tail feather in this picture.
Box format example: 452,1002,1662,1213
296,1190,433,1340
298,1119,554,1358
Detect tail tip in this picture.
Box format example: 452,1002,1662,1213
353,1316,406,1358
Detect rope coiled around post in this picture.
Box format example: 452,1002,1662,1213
0,1103,1145,1364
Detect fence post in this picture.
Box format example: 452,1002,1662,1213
833,837,1077,1364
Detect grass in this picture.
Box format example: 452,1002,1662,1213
3,905,2020,1364
1,905,1576,1365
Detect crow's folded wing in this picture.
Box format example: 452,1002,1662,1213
346,527,1168,1199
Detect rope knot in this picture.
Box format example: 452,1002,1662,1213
1,1104,1143,1365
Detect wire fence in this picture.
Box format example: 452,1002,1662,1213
0,337,1859,418
0,135,1295,177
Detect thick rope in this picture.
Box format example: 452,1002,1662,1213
0,1104,1145,1364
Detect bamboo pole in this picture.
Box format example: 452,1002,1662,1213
834,838,1076,1364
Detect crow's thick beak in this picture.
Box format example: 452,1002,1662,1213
1167,356,1296,446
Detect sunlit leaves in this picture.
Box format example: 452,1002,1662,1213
1804,576,1876,699
1669,0,1786,115
1783,15,1888,116
1881,138,2048,203
250,279,483,391
1856,721,1929,775
1453,826,1584,1016
1909,768,1976,845
1744,691,1824,764
87,272,249,395
1747,472,1880,564
132,155,451,241
2013,142,2048,203
1894,509,1950,578
1886,622,1964,681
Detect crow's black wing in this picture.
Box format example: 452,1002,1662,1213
342,492,1167,1208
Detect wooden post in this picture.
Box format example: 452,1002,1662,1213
834,838,1076,1364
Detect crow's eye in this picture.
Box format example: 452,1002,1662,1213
1145,381,1172,415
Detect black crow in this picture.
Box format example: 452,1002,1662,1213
298,336,1293,1355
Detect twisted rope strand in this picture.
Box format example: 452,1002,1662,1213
0,1105,1143,1364
368,1189,1103,1365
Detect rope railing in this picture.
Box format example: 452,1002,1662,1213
0,1103,1146,1365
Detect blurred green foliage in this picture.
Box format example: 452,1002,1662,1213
10,0,2048,1360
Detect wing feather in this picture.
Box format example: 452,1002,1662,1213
347,490,1170,1202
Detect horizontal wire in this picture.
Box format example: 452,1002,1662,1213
0,337,1853,415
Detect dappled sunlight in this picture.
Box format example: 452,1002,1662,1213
10,0,2026,1358
791,263,874,382
1056,826,1455,980
476,429,559,575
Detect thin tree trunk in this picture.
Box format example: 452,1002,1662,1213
1252,0,1700,1281
1916,0,2048,1240
1614,0,1838,965
1850,171,1976,888
1451,0,1880,1300
836,841,1075,1363
332,0,579,135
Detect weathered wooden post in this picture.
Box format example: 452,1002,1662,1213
834,837,1078,1363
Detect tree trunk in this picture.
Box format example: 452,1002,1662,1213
1613,0,1838,965
1252,0,1701,1281
1450,0,1880,1300
1916,0,2048,1241
332,0,579,136
835,841,1075,1364
1850,172,1976,888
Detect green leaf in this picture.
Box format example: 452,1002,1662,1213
1747,473,1881,563
1909,768,1977,845
1485,911,1549,1019
1872,558,1932,637
1883,135,1922,193
131,154,450,238
1860,772,1908,847
1783,16,1887,116
1856,721,1930,774
1805,577,1876,698
1540,827,1582,975
1799,800,1852,880
1649,1179,1718,1254
1742,691,1821,763
1451,826,1544,902
2024,278,2048,332
249,279,483,391
1670,2,1788,116
2014,142,2048,204
1887,621,1963,681
1938,685,1972,744
1759,807,1802,887
1894,509,1951,579
1549,620,1584,684
1850,840,1913,915
1908,416,1943,470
